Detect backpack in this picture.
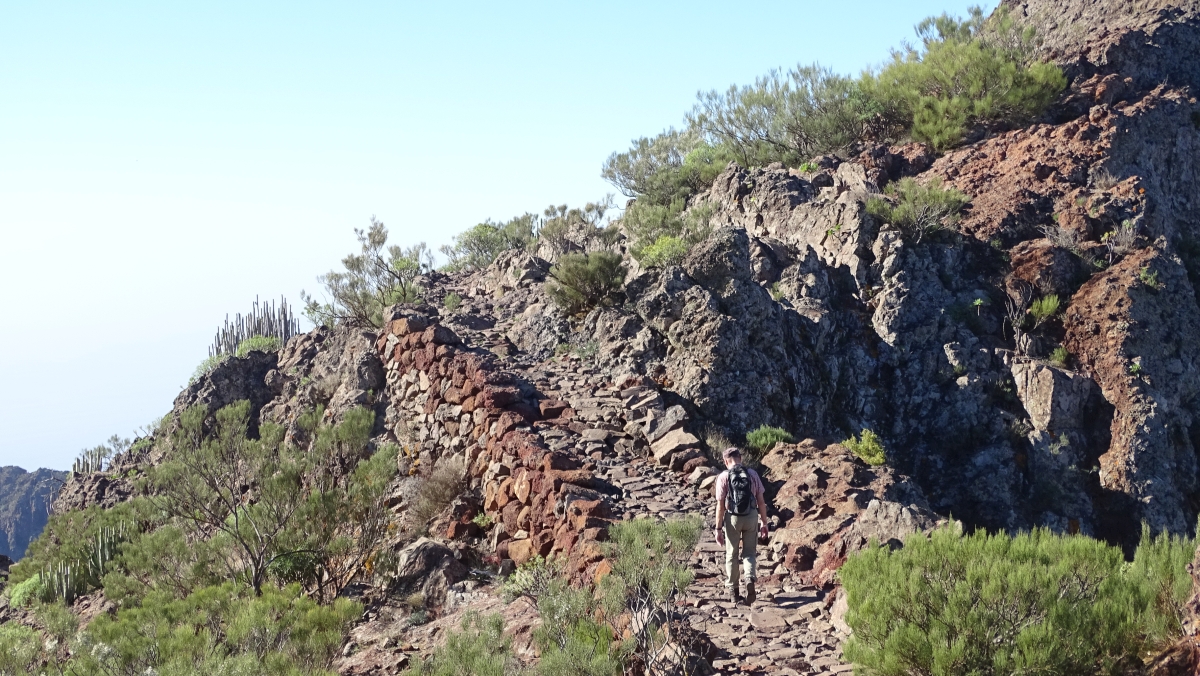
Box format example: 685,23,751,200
726,466,753,516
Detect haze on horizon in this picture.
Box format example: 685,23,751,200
0,0,996,472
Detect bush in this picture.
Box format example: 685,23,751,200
546,252,627,315
73,583,358,676
406,457,466,536
302,218,432,328
598,516,702,675
864,7,1066,150
1050,346,1071,368
407,612,519,676
602,129,721,205
1128,524,1199,646
0,623,41,676
190,352,229,384
235,334,282,357
841,524,1195,676
866,177,969,242
443,292,462,310
745,425,794,456
688,64,878,167
843,429,886,466
440,214,538,272
4,573,45,608
638,235,690,269
1028,294,1061,328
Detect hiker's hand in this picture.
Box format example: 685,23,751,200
759,524,769,539
715,528,724,546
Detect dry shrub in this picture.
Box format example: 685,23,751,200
406,457,466,535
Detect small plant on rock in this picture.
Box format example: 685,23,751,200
235,334,282,357
638,235,690,269
745,425,794,455
443,292,463,310
1140,266,1161,290
1028,294,1061,329
471,512,494,529
798,162,819,173
1050,346,1071,368
866,177,969,243
843,429,886,466
546,252,627,315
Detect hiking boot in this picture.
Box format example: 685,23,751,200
745,582,757,605
729,587,742,605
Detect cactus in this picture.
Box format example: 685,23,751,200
208,295,301,359
42,522,128,603
72,444,111,475
44,561,77,604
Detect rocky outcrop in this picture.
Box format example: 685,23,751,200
759,440,940,588
0,467,64,560
1064,248,1200,535
1005,0,1200,92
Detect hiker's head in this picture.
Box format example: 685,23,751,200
722,447,743,468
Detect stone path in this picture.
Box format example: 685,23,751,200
363,277,856,674
516,355,853,674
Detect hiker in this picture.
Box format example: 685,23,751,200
714,446,768,605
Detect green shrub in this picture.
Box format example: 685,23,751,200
598,516,702,675
841,523,1193,676
602,130,729,206
1028,294,1061,328
546,252,627,315
638,235,690,269
190,352,229,384
440,214,538,272
235,334,282,357
866,177,969,242
302,218,432,328
745,425,794,454
4,573,45,608
688,64,878,167
1050,346,1071,368
864,7,1066,150
1128,524,1199,646
843,429,886,466
1140,266,1161,289
407,612,519,676
73,583,358,676
0,623,42,676
443,292,462,310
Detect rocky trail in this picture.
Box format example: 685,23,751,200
340,293,863,675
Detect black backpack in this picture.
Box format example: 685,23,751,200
727,466,753,516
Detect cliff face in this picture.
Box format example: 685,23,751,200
0,466,65,561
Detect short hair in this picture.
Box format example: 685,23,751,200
722,447,742,460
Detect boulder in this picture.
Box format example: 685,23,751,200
391,539,468,607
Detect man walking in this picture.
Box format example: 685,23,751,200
714,447,769,605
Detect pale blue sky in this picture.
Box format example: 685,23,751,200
0,0,995,471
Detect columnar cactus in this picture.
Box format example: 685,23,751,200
208,295,301,359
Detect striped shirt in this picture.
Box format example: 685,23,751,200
715,465,765,512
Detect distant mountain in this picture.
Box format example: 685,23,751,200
0,466,66,561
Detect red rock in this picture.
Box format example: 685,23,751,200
593,560,613,585
681,456,709,475
502,501,523,536
539,399,569,418
461,395,476,413
444,387,464,404
446,521,481,540
390,316,429,336
543,451,582,471
496,477,515,509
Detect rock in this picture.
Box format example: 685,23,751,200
650,428,701,465
391,539,469,607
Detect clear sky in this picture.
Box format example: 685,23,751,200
0,0,995,471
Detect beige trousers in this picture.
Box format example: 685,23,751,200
723,511,758,590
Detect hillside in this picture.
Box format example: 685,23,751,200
4,2,1200,675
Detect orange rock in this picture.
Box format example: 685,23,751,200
508,538,536,566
